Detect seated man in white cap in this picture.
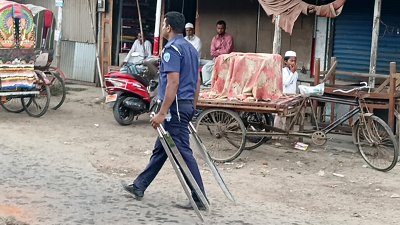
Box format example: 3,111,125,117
275,50,299,130
184,23,202,57
282,50,298,94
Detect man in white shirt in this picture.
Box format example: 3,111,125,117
184,23,202,57
123,32,152,65
282,50,298,94
275,50,298,130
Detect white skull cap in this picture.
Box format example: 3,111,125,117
185,23,194,29
285,50,297,57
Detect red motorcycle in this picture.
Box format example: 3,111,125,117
105,55,159,125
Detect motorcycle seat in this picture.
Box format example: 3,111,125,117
130,73,150,87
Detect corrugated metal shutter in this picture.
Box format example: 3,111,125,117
60,41,75,80
72,42,96,82
333,0,400,74
376,1,400,74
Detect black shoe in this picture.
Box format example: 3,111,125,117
174,201,206,211
122,182,144,200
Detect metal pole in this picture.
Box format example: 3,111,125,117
55,3,63,68
368,0,382,87
97,7,103,83
88,0,105,96
136,0,146,57
272,15,281,54
255,3,261,52
153,0,162,56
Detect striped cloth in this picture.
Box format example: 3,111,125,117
0,70,36,91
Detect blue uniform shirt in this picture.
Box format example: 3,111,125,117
158,34,199,101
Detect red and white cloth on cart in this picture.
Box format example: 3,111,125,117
201,52,283,101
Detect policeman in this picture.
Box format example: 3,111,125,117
123,11,206,210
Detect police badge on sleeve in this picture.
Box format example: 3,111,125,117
163,52,171,62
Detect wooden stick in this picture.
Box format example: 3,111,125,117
136,0,146,57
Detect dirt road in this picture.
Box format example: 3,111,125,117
1,84,399,225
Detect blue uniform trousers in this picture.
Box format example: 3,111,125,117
133,102,206,201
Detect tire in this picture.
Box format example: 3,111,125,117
354,115,398,172
22,82,50,117
242,113,274,150
0,97,24,113
195,109,246,163
113,96,135,125
48,71,66,110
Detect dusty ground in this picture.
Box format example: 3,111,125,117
1,84,399,225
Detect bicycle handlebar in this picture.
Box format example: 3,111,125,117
332,82,371,93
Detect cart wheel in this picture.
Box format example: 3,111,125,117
22,75,50,117
354,115,398,172
0,97,24,113
195,109,246,163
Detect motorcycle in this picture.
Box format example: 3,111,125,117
104,52,159,125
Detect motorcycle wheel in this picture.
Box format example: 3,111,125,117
113,96,135,126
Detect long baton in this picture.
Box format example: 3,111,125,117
150,113,209,221
157,124,210,211
189,122,236,203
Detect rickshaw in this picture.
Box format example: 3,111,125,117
0,1,65,117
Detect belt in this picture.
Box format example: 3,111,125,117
172,99,194,105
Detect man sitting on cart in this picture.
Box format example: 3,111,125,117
282,50,298,95
275,50,299,129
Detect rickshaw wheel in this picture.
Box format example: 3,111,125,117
46,71,66,110
0,97,25,113
22,75,50,118
195,109,246,163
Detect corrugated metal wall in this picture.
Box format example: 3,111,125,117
17,0,97,83
18,0,96,43
333,0,400,74
62,0,97,43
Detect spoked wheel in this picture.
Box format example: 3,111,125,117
113,96,135,125
46,71,66,110
240,113,274,150
22,74,51,117
354,115,398,171
0,97,24,113
195,109,246,163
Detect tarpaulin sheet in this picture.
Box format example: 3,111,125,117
258,0,346,34
201,53,283,101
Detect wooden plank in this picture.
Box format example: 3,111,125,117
374,77,390,93
313,58,320,124
197,96,303,114
314,58,320,85
336,70,387,79
329,57,336,124
389,62,396,130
